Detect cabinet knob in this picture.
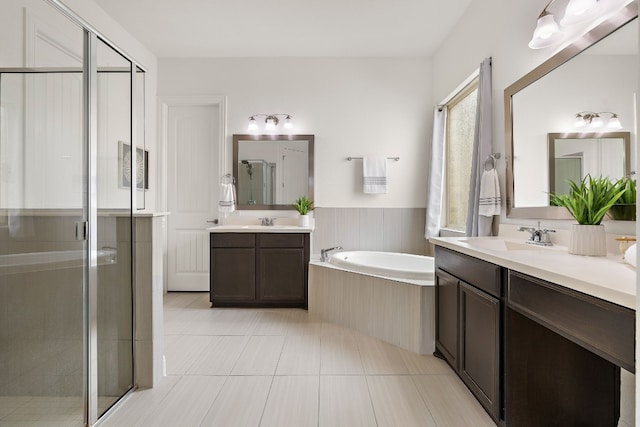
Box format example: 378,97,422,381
207,219,219,224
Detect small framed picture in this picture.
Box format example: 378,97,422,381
119,141,149,189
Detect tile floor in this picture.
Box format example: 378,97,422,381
99,292,495,427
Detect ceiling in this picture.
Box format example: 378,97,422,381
93,0,472,58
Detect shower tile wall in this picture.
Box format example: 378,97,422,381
312,208,428,256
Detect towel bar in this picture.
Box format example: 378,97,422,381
346,156,400,161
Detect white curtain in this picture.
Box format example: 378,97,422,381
466,57,496,237
425,107,446,238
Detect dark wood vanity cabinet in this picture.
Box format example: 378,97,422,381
506,271,633,427
435,246,503,423
210,232,310,308
435,244,635,427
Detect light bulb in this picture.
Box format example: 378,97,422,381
561,0,599,25
265,117,276,132
528,12,562,49
247,117,258,133
606,115,623,130
283,115,293,131
589,114,603,129
574,114,586,128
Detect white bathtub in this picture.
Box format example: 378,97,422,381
329,251,434,281
0,249,117,275
309,251,435,354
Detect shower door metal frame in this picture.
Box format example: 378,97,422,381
1,1,148,425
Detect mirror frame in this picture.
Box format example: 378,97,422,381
232,134,315,210
504,2,637,219
548,131,631,194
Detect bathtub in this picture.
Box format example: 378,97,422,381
309,251,435,354
0,248,117,275
329,251,434,281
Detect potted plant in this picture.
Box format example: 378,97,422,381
294,196,314,226
549,175,626,256
608,177,636,221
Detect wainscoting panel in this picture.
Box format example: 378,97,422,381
312,207,427,256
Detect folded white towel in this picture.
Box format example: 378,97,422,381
363,157,387,194
478,169,501,217
218,183,236,214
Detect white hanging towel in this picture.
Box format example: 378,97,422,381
363,156,387,194
218,183,236,218
478,168,501,216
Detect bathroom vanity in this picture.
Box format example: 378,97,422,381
431,237,635,427
208,225,312,308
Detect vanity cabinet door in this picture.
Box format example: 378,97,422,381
210,247,255,301
256,233,309,308
435,269,459,370
459,281,500,421
258,248,305,302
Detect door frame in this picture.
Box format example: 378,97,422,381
158,95,227,292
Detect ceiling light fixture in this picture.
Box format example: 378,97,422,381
529,0,602,49
246,113,294,134
573,111,622,130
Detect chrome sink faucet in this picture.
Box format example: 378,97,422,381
260,217,275,226
518,221,555,246
320,246,342,262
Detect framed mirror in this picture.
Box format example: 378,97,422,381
233,134,314,210
548,132,630,196
504,3,637,218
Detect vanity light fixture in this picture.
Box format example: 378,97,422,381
246,113,294,134
573,111,622,130
529,0,602,49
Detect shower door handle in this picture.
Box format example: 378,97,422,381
76,221,88,241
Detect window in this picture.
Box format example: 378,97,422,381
444,80,478,231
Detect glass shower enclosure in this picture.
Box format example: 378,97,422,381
0,1,144,425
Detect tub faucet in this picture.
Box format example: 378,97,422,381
321,246,342,262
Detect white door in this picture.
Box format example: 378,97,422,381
167,104,220,291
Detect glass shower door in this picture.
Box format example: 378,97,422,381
0,12,87,426
94,38,134,418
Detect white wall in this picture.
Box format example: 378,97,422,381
158,57,432,208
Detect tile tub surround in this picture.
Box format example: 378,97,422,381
98,292,495,427
308,261,435,355
312,207,428,257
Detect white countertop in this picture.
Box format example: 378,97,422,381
430,236,636,310
207,224,314,233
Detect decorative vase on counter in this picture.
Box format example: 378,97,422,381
568,224,607,256
299,214,310,227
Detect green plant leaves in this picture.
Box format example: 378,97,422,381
549,175,626,225
294,196,314,215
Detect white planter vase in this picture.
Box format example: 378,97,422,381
299,214,310,227
568,224,607,256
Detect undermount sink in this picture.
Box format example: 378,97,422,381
460,238,545,252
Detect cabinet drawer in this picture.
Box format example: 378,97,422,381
508,271,635,372
211,233,255,248
258,233,305,248
435,247,502,298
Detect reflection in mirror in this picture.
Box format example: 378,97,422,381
548,132,630,196
505,3,637,218
233,134,314,210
